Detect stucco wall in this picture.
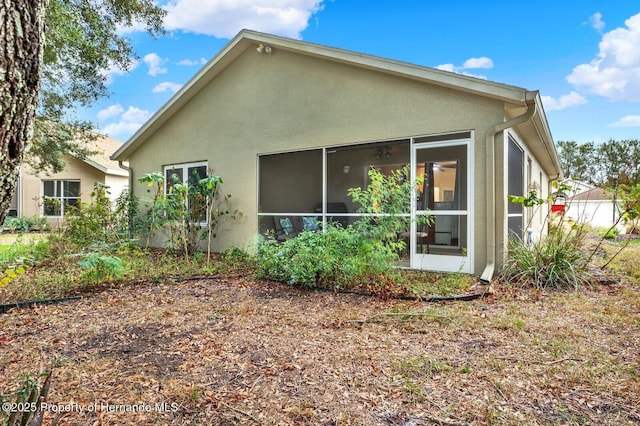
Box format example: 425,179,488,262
17,156,127,227
127,46,514,273
104,174,129,202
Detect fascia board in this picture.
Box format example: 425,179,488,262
76,156,127,177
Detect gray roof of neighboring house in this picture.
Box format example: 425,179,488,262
570,187,612,201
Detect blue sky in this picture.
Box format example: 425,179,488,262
88,1,640,146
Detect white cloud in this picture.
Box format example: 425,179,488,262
567,12,640,101
462,57,494,69
152,81,183,94
121,106,152,123
435,63,456,73
97,104,125,121
435,56,494,79
589,12,605,32
143,53,168,76
99,106,152,139
163,0,324,39
610,114,640,127
178,57,207,66
541,91,588,111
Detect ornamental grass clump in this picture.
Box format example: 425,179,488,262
501,223,591,290
501,184,592,290
502,184,592,290
503,182,640,290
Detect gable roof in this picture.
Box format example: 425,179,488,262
570,187,612,201
111,29,559,174
563,178,595,195
80,134,127,177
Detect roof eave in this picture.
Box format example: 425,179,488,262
111,29,547,161
511,91,562,179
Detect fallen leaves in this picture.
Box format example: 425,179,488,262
0,277,638,425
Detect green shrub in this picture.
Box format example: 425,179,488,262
77,250,125,282
503,182,640,289
256,224,397,290
219,247,255,273
256,166,428,291
2,216,49,232
598,227,620,239
137,171,240,262
503,184,597,290
62,183,114,248
0,238,50,289
348,165,431,246
113,188,144,240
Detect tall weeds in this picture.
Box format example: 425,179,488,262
502,182,640,290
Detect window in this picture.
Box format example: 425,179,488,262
8,178,19,217
43,180,80,216
258,150,323,239
257,142,411,241
507,137,524,237
163,161,208,221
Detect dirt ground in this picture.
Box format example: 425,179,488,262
1,274,639,425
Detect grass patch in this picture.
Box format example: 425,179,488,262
397,269,474,297
0,246,252,305
599,236,640,283
393,356,455,379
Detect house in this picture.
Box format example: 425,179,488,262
111,30,562,280
557,178,628,231
562,178,595,196
566,186,620,229
9,135,128,227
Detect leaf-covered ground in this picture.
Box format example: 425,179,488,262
1,274,639,425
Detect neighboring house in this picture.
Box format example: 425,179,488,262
111,30,562,279
9,135,128,227
566,186,620,229
560,178,627,230
563,178,595,196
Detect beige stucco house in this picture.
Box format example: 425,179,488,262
10,135,128,227
111,30,562,280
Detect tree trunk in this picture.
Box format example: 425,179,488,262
0,0,48,225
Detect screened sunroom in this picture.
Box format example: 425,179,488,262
257,132,473,272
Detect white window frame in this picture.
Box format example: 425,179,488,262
42,179,81,217
162,161,209,223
